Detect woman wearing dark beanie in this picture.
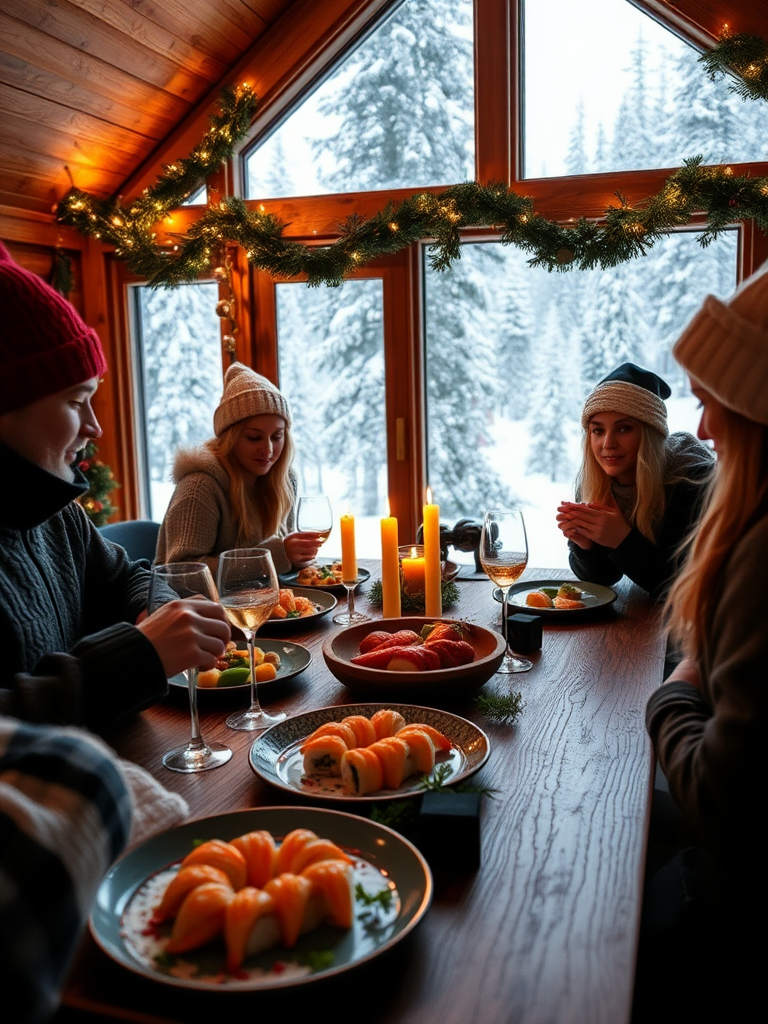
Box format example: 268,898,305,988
0,242,230,728
556,362,714,597
634,267,768,1019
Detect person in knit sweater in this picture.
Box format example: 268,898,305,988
0,240,230,728
0,241,193,1022
156,362,322,576
633,268,768,1021
556,363,714,598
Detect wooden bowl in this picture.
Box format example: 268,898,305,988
322,617,505,698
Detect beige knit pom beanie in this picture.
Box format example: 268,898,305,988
673,263,768,426
213,362,291,436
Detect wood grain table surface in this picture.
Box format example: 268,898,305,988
57,562,665,1024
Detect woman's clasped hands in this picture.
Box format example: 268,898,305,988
556,500,632,550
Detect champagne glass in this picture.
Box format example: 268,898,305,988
148,563,233,772
217,547,287,731
296,495,333,552
480,508,533,673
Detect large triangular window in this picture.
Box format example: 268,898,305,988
245,0,474,199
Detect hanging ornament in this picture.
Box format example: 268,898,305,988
213,265,228,282
555,247,576,266
216,299,232,318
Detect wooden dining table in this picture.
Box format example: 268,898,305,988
57,562,666,1024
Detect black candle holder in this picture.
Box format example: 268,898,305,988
417,517,484,573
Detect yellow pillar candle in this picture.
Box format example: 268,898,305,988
423,491,442,618
380,510,401,618
401,546,426,592
340,513,357,583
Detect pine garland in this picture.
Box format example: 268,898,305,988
366,577,460,612
55,34,768,288
699,29,768,102
76,441,120,525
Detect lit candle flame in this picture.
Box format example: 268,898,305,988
425,486,433,504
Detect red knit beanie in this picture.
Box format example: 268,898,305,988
0,241,107,415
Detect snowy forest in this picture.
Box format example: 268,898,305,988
136,0,766,561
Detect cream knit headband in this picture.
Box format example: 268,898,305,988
581,381,668,436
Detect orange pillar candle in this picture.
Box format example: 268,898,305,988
401,546,426,592
423,490,442,618
340,513,357,583
380,509,401,618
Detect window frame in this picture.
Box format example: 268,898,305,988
106,0,768,523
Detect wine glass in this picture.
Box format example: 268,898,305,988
296,495,333,557
332,570,370,625
217,547,287,731
148,563,233,772
480,508,533,673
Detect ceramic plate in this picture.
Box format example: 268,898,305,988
259,586,337,633
168,640,311,693
279,565,371,593
90,806,432,991
249,702,490,802
493,578,617,617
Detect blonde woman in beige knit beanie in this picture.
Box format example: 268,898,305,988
156,363,322,575
556,362,714,597
637,265,768,1022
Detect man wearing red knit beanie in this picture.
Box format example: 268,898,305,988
0,241,230,727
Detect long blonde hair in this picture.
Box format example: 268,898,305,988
577,422,667,542
206,421,295,547
665,410,768,658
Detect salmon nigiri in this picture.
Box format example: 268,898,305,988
165,881,234,954
230,830,277,890
152,864,232,924
301,859,355,929
224,887,280,972
263,873,314,948
179,838,248,891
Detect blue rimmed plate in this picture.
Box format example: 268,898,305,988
90,806,432,991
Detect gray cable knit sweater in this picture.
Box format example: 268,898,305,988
0,442,169,729
155,445,296,576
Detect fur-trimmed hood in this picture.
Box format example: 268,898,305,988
171,444,229,490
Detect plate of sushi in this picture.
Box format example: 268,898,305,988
90,806,432,991
493,579,617,617
248,703,491,802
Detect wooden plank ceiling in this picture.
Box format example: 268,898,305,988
0,0,297,218
0,1,766,226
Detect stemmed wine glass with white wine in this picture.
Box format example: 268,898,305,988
217,547,287,731
148,563,233,772
480,508,533,673
296,495,333,557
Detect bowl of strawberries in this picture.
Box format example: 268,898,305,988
322,617,505,698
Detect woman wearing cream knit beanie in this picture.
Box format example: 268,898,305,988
157,362,321,574
556,361,714,597
637,267,768,1021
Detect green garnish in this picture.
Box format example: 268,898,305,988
419,763,455,790
370,800,418,828
355,884,393,912
299,949,335,972
473,691,525,724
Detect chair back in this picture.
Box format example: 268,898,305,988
98,519,160,564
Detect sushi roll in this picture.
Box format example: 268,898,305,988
301,734,349,777
340,746,385,796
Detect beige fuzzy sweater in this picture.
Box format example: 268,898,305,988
155,445,295,576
